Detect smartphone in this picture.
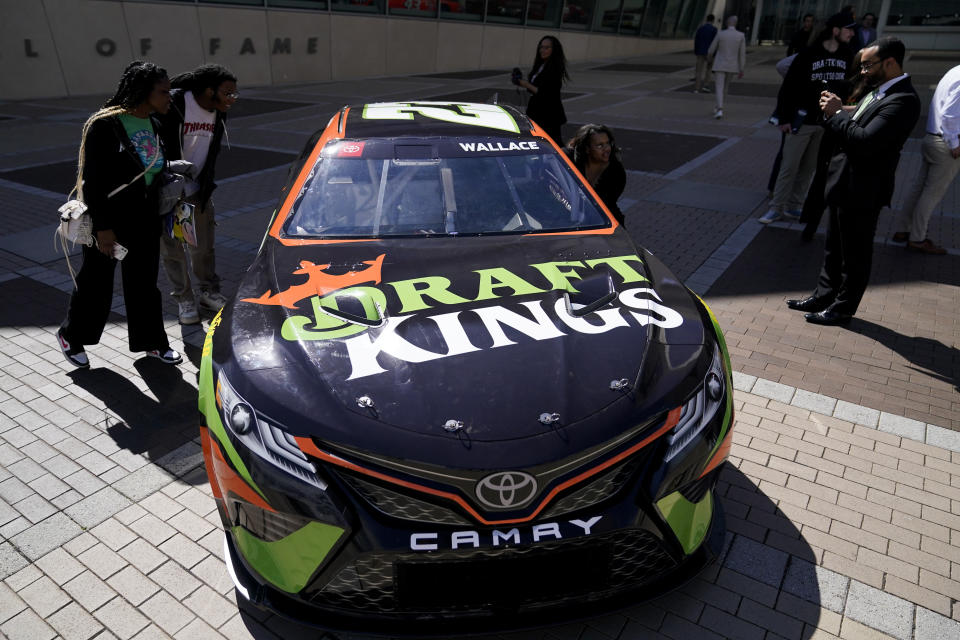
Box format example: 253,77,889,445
113,243,128,261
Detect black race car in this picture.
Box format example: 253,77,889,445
198,101,734,633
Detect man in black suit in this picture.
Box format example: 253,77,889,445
786,37,920,326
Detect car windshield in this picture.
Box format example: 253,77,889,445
284,140,611,238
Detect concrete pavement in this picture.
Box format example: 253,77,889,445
0,46,959,639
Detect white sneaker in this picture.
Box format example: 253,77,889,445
783,210,802,220
197,290,228,313
178,300,200,325
714,109,723,119
146,348,182,365
758,209,782,224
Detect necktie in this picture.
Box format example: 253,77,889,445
852,90,878,121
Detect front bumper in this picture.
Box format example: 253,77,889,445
222,495,725,635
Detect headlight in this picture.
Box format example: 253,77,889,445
664,345,725,462
216,372,326,490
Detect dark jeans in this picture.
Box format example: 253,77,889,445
61,237,169,353
813,205,881,316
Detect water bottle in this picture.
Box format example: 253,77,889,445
791,109,807,134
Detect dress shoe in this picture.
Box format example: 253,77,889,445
804,309,852,326
786,296,832,312
891,231,909,243
906,239,946,255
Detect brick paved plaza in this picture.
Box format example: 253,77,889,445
0,46,958,639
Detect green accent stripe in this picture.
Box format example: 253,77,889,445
233,521,344,593
694,294,734,460
656,491,713,554
198,321,267,501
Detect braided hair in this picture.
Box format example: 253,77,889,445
71,61,168,200
170,64,237,95
103,60,169,109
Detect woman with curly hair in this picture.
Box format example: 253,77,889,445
57,60,182,368
565,124,627,225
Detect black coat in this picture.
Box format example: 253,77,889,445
526,63,567,134
824,76,921,212
156,88,227,208
82,115,165,240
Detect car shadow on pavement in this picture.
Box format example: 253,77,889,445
67,360,202,476
227,464,823,639
848,318,959,392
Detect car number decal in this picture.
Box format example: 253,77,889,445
362,102,521,134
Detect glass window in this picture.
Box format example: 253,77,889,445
331,0,385,13
285,145,609,238
440,0,484,20
592,0,621,32
561,0,594,29
617,0,646,33
486,0,526,23
888,0,960,26
527,0,564,26
657,0,682,37
638,0,665,36
268,0,329,8
388,0,438,17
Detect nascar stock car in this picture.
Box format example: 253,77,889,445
198,101,734,631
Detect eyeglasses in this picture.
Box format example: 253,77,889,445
221,91,240,99
590,142,612,150
859,59,882,71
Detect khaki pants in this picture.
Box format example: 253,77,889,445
160,198,220,302
695,55,711,91
771,125,824,212
896,133,960,242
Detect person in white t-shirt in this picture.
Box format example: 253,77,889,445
157,64,237,324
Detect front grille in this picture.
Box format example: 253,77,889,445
541,458,642,518
339,457,642,527
308,528,675,613
340,474,471,526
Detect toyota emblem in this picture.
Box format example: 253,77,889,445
475,471,538,509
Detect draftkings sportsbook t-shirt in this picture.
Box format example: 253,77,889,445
118,114,164,186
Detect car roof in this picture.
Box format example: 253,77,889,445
340,101,535,139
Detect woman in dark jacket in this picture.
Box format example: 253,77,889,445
565,124,627,225
57,61,182,368
514,36,569,146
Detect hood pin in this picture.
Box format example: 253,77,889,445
443,420,465,433
356,396,375,409
610,378,631,392
539,412,560,425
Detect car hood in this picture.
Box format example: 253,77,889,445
218,233,711,453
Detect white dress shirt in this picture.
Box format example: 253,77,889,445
927,65,960,150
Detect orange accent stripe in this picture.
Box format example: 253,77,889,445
698,418,734,479
200,426,223,500
295,406,682,526
203,427,276,513
267,109,347,245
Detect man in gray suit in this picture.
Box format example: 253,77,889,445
786,36,920,326
707,15,746,119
